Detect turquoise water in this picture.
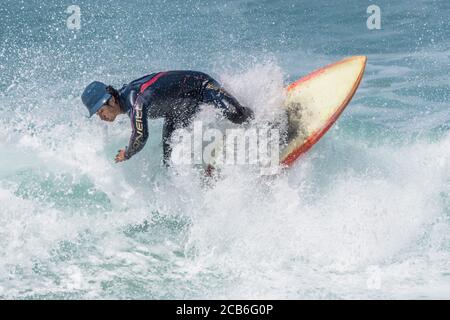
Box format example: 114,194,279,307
1,0,450,299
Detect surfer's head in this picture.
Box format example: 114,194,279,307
81,81,123,122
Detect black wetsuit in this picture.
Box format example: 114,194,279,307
118,71,254,164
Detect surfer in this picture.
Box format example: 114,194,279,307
81,71,254,165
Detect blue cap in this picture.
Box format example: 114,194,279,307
81,81,112,117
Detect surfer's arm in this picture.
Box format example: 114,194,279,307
124,97,149,160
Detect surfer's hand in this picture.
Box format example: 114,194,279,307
115,149,127,163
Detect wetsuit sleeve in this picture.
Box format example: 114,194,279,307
124,96,149,159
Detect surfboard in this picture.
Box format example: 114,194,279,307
280,56,367,167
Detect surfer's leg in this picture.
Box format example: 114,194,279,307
202,80,254,124
162,105,199,166
162,119,176,166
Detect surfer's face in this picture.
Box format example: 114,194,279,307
96,97,121,122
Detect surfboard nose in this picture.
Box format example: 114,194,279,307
351,55,368,65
